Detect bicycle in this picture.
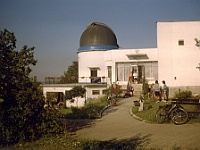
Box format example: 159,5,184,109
156,102,189,125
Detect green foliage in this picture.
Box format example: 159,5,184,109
0,29,60,145
132,101,158,123
65,107,92,119
60,107,72,115
132,98,200,124
86,96,108,107
173,90,192,99
78,139,139,150
143,82,149,95
106,84,122,97
11,134,79,150
4,134,188,150
59,61,78,83
65,96,108,119
65,86,86,100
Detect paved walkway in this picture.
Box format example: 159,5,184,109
75,95,200,149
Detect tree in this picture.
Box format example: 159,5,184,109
0,29,60,144
65,86,86,100
65,86,86,106
59,61,78,83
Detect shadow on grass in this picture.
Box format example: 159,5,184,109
61,104,120,133
7,133,152,150
79,134,151,150
65,119,95,132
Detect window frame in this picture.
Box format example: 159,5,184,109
92,90,100,95
178,40,184,46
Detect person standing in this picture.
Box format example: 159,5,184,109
153,80,161,103
162,80,168,102
129,72,133,83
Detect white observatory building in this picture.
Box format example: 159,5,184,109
43,21,200,106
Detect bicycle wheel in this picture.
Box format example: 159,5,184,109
156,107,167,123
170,108,189,125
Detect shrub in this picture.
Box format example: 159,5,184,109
142,82,149,95
0,29,61,145
65,96,108,119
173,90,192,99
106,85,123,98
65,86,86,100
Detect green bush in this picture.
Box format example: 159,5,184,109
0,29,61,145
65,106,102,119
105,85,123,98
173,90,192,99
143,82,149,95
65,96,108,119
0,82,62,145
78,139,139,150
3,134,193,150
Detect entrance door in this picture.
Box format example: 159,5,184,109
90,69,100,83
107,66,112,83
138,65,145,83
131,65,144,83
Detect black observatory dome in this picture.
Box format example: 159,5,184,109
78,22,119,51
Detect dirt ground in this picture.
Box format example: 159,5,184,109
67,96,200,150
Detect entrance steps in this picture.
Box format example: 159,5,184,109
131,84,143,95
116,83,143,95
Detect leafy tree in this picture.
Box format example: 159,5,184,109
65,86,86,100
65,86,86,107
0,29,60,145
59,61,78,83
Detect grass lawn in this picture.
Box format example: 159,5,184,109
60,107,72,115
132,98,200,124
1,134,190,150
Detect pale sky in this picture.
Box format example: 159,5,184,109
1,0,200,81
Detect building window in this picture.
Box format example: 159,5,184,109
91,69,97,77
116,62,158,82
107,66,112,78
178,40,184,46
90,68,98,83
116,63,130,81
92,90,100,95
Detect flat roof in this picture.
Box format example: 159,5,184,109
42,83,107,88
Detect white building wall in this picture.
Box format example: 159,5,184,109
157,21,200,87
85,86,107,99
43,86,72,98
43,84,86,107
78,48,158,85
42,84,108,107
157,21,200,96
66,97,85,107
78,51,106,83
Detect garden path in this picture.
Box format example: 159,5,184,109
75,95,200,149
